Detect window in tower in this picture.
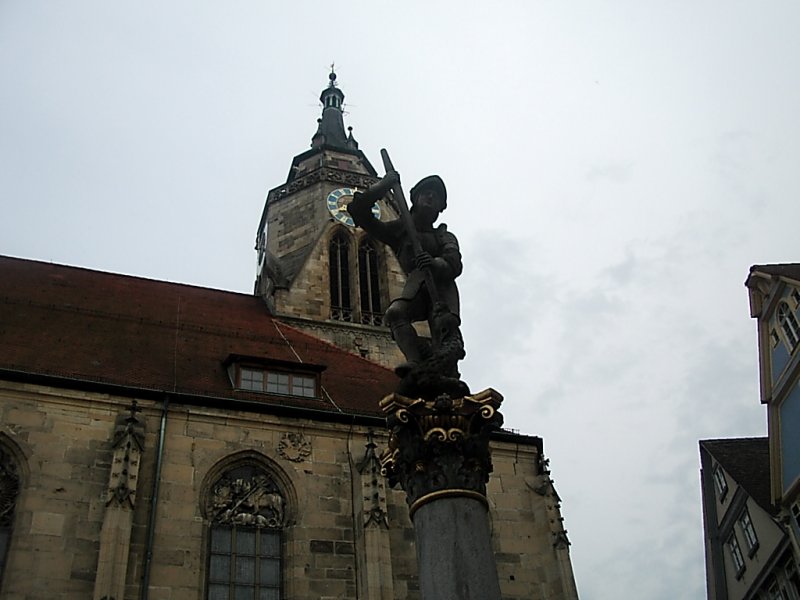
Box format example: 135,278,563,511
358,240,382,326
205,462,286,600
329,232,352,322
778,301,800,349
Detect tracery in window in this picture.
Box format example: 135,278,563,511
205,464,286,600
329,232,352,322
0,445,20,588
358,240,382,325
778,301,800,349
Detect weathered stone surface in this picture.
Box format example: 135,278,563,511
413,497,502,600
0,380,577,600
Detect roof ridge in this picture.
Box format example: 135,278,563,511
0,254,254,297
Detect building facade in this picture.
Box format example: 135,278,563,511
0,73,579,599
700,438,800,599
699,264,800,600
746,264,800,542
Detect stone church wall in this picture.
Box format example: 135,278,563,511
0,380,575,600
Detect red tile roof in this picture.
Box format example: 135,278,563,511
0,255,396,417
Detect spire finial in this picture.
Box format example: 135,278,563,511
311,67,349,149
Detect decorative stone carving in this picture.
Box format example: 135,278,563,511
357,431,389,529
268,169,378,205
379,388,503,517
107,401,145,507
277,432,311,463
530,458,572,549
0,446,20,527
208,465,286,528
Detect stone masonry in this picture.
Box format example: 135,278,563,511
0,380,576,600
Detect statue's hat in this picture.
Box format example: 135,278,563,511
410,175,447,209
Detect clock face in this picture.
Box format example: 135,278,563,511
326,187,380,227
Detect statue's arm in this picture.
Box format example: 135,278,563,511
348,175,398,244
435,227,463,280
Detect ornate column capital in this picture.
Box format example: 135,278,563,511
379,388,503,517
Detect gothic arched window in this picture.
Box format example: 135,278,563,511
358,240,382,325
329,232,352,322
0,444,21,588
205,463,287,600
778,301,800,350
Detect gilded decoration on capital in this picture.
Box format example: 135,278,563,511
378,388,504,511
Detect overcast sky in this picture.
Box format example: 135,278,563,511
2,2,800,598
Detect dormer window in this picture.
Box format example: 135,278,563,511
226,355,325,399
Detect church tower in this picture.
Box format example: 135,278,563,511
255,71,405,368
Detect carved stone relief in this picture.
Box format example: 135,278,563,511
277,432,311,463
207,465,286,529
358,431,389,529
0,446,20,527
107,402,145,507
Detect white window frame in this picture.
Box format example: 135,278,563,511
738,508,759,555
714,465,729,500
727,532,746,578
778,301,800,350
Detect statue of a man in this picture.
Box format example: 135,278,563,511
348,172,464,386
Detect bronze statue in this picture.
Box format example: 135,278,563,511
347,150,468,398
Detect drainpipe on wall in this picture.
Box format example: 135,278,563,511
140,395,170,600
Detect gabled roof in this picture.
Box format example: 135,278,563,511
748,264,800,282
0,255,396,417
746,263,800,318
700,437,774,514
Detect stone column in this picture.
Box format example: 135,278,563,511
93,402,145,600
379,389,504,600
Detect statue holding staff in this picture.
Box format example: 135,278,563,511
347,150,467,398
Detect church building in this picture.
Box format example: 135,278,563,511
0,72,578,600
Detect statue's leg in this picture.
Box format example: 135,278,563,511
385,299,422,363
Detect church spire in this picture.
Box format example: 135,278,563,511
311,67,358,151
